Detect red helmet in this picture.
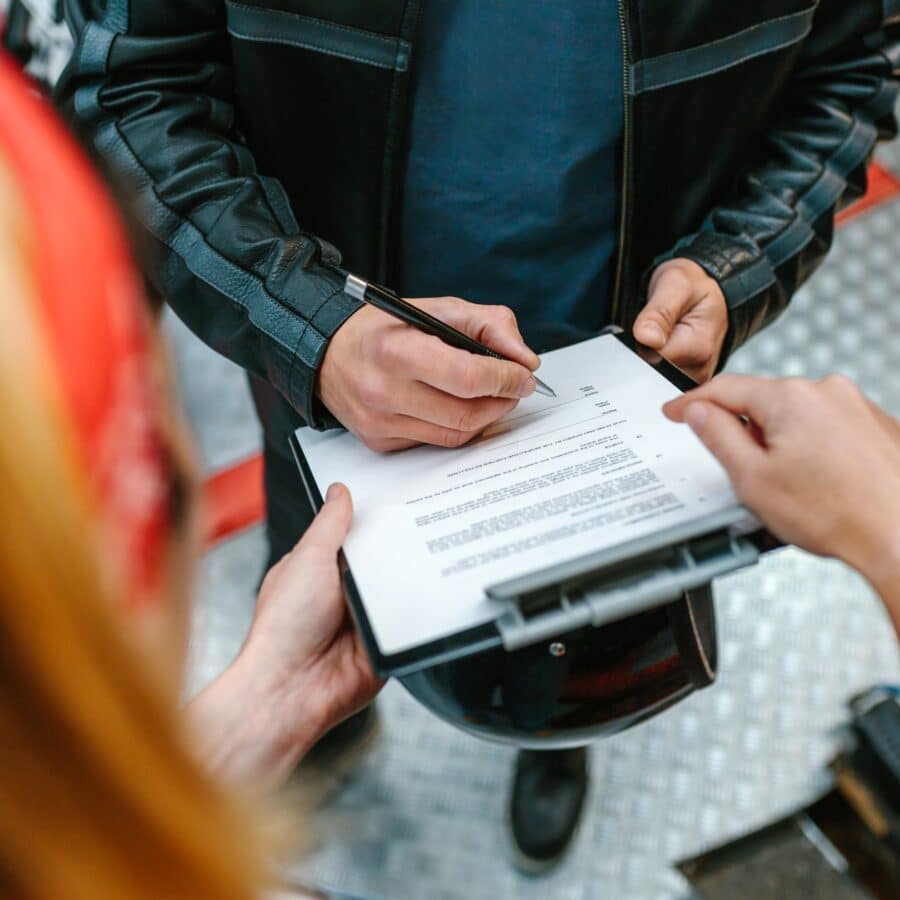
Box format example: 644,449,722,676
0,52,171,605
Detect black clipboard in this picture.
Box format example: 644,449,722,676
289,332,771,678
289,433,507,676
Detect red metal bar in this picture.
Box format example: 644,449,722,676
836,162,900,226
201,453,265,549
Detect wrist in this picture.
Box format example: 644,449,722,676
843,523,900,632
231,643,331,766
307,290,363,428
188,651,325,791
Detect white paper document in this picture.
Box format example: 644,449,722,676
296,335,740,657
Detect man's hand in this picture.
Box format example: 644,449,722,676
634,259,728,383
189,484,384,790
319,297,542,451
664,375,900,632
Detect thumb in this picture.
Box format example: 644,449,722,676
296,483,353,556
634,266,694,350
683,402,764,486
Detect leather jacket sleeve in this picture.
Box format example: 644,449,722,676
651,4,900,362
55,1,361,429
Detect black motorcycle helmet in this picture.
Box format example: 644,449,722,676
401,585,717,748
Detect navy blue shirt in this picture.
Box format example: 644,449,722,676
400,2,624,343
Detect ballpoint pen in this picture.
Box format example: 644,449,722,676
342,273,556,398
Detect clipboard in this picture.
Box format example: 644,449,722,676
289,331,775,678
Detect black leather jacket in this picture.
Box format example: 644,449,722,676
58,1,900,442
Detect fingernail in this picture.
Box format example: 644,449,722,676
517,376,536,398
641,323,665,344
684,403,709,433
326,483,342,501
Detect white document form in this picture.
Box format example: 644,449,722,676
296,335,740,656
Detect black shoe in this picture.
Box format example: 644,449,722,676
507,747,589,874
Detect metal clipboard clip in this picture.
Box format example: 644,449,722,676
487,513,763,652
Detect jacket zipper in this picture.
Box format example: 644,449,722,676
384,0,424,285
611,0,632,325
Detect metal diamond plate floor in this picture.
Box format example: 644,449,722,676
180,177,900,899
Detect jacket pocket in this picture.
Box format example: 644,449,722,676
225,0,410,72
631,4,817,95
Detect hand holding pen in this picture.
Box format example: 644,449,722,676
317,277,549,453
344,276,555,398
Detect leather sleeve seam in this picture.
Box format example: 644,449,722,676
99,111,322,350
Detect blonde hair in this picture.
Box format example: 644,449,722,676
0,148,266,899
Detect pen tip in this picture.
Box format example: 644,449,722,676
535,380,556,398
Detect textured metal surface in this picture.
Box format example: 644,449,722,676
727,196,900,409
165,312,262,471
181,193,900,900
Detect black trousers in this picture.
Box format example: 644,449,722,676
261,436,316,570
247,373,315,570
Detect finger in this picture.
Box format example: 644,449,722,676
350,426,463,453
656,320,719,370
663,375,776,425
423,298,541,370
656,328,717,385
634,267,694,349
869,400,900,444
683,401,766,484
634,344,664,367
361,436,420,453
375,413,487,449
387,382,517,433
295,483,353,556
407,334,536,400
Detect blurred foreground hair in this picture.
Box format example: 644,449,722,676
0,88,265,900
